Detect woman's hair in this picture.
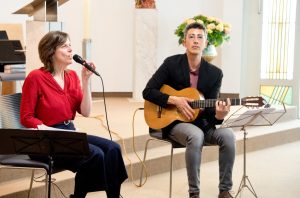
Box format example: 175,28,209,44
183,22,207,39
38,31,69,73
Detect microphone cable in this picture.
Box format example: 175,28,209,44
73,54,112,140
90,107,149,187
130,107,149,187
97,73,113,141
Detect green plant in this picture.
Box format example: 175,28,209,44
175,15,231,47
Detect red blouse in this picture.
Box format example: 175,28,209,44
20,67,83,128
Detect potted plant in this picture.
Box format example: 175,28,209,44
175,15,231,62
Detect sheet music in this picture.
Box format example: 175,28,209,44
37,125,78,132
221,107,281,128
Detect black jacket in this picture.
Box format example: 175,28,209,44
143,54,224,136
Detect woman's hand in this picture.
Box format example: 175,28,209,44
80,62,94,117
81,62,95,84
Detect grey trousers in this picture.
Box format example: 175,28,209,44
169,123,235,194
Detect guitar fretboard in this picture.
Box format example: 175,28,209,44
189,98,241,108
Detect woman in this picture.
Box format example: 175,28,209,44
20,31,128,198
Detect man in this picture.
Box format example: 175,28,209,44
143,22,235,198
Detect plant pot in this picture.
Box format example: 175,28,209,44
202,44,217,62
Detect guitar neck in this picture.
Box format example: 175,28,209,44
189,98,241,108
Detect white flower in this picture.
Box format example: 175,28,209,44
207,29,213,34
185,19,196,25
196,19,204,25
206,23,216,30
216,23,224,32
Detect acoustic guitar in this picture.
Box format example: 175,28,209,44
144,84,266,129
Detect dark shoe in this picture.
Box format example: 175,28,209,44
218,191,235,198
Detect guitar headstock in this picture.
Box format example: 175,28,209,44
241,96,269,108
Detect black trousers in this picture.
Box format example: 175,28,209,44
32,123,128,198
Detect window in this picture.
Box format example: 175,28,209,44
260,85,292,105
260,0,297,105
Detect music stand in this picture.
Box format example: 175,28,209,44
221,104,286,198
0,128,89,198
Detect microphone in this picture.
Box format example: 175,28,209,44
73,54,100,76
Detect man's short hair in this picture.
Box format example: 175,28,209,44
184,22,207,39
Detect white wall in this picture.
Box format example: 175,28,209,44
156,0,225,65
0,0,32,42
222,0,243,94
1,0,244,95
0,0,30,26
240,0,263,97
59,0,135,92
293,0,300,117
89,0,135,92
58,0,85,77
155,0,243,94
59,0,242,93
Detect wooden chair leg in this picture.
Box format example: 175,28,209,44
45,173,49,198
27,169,35,198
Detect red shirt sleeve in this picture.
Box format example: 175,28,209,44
20,72,43,128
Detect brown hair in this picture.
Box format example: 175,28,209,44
38,31,69,73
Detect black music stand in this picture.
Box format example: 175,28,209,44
0,128,89,198
221,104,286,198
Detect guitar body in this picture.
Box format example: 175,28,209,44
144,85,202,129
144,85,265,129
